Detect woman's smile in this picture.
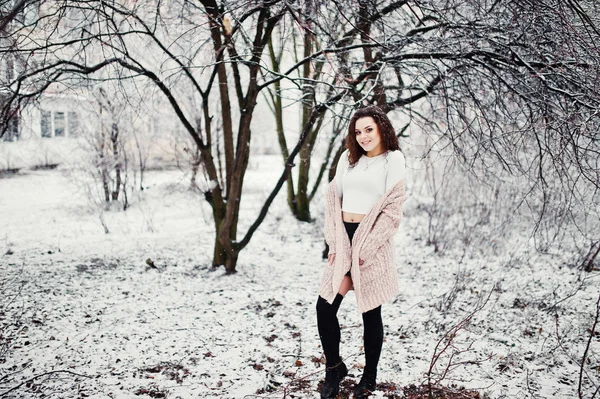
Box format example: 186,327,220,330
355,117,383,156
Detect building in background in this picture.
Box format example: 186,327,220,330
0,0,279,173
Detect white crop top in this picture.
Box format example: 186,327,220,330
335,150,405,214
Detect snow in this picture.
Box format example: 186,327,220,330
1,157,598,399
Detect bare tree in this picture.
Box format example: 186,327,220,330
1,0,600,272
265,0,600,234
0,1,371,272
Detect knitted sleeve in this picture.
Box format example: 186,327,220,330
325,152,348,254
358,181,406,262
324,182,337,254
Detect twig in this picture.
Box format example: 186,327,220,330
546,277,588,314
242,367,324,399
426,288,494,395
579,291,600,399
526,368,538,398
0,370,92,397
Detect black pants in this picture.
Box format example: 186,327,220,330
344,221,359,242
316,221,383,376
343,221,359,277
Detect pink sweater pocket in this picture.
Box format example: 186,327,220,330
358,241,394,284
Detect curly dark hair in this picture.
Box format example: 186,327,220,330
346,105,400,166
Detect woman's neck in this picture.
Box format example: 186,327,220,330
365,148,385,157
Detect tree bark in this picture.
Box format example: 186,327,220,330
215,7,281,273
295,26,315,222
98,108,110,203
203,0,235,198
267,39,296,213
111,122,121,201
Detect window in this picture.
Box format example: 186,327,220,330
54,112,65,137
68,111,79,137
40,109,81,138
41,111,51,138
7,116,19,141
2,115,19,142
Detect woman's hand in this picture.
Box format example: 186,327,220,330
328,253,336,266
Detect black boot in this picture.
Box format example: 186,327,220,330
356,305,382,398
353,371,376,398
320,361,348,399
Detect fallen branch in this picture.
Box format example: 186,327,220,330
579,291,600,399
426,288,494,397
0,370,92,398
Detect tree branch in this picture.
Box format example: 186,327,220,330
0,370,91,397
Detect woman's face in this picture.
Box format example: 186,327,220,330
355,116,383,157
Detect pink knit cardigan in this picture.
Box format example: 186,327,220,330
320,179,407,313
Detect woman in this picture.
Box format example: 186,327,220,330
317,105,406,399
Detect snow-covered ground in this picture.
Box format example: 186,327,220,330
1,156,598,399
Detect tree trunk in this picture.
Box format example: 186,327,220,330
212,223,227,268
134,132,145,191
203,154,229,269
278,99,296,214
224,248,238,275
99,131,110,203
211,8,279,274
296,144,312,221
296,105,327,221
212,215,238,271
205,2,234,197
101,167,110,203
294,25,315,222
267,38,296,215
220,110,254,248
214,95,260,273
111,122,121,201
121,141,129,210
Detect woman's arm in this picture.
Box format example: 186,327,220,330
324,188,337,252
324,151,348,257
358,180,406,262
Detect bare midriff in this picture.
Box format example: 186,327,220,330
342,211,365,223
